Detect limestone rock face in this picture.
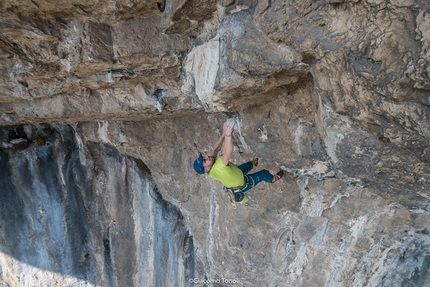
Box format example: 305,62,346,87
0,125,194,286
0,0,429,286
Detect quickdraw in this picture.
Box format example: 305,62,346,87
156,0,166,12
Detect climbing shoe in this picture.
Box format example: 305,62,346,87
272,171,284,183
234,191,248,203
156,0,166,12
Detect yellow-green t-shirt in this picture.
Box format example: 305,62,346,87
208,157,244,188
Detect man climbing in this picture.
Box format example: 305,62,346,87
193,117,284,205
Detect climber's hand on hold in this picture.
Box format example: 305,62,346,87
223,118,236,136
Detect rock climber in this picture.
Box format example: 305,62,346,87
193,117,284,205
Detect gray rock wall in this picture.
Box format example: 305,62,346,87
0,124,194,286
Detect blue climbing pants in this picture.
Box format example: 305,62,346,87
232,161,274,202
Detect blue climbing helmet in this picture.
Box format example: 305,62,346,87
193,153,205,174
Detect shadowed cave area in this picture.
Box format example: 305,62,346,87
0,125,194,286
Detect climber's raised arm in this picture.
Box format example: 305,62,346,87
221,118,235,166
210,133,225,158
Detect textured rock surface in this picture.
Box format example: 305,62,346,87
1,0,430,286
0,125,194,286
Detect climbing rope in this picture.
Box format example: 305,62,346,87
244,194,257,207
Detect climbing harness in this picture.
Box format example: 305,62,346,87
193,142,260,209
223,175,256,209
156,0,166,12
